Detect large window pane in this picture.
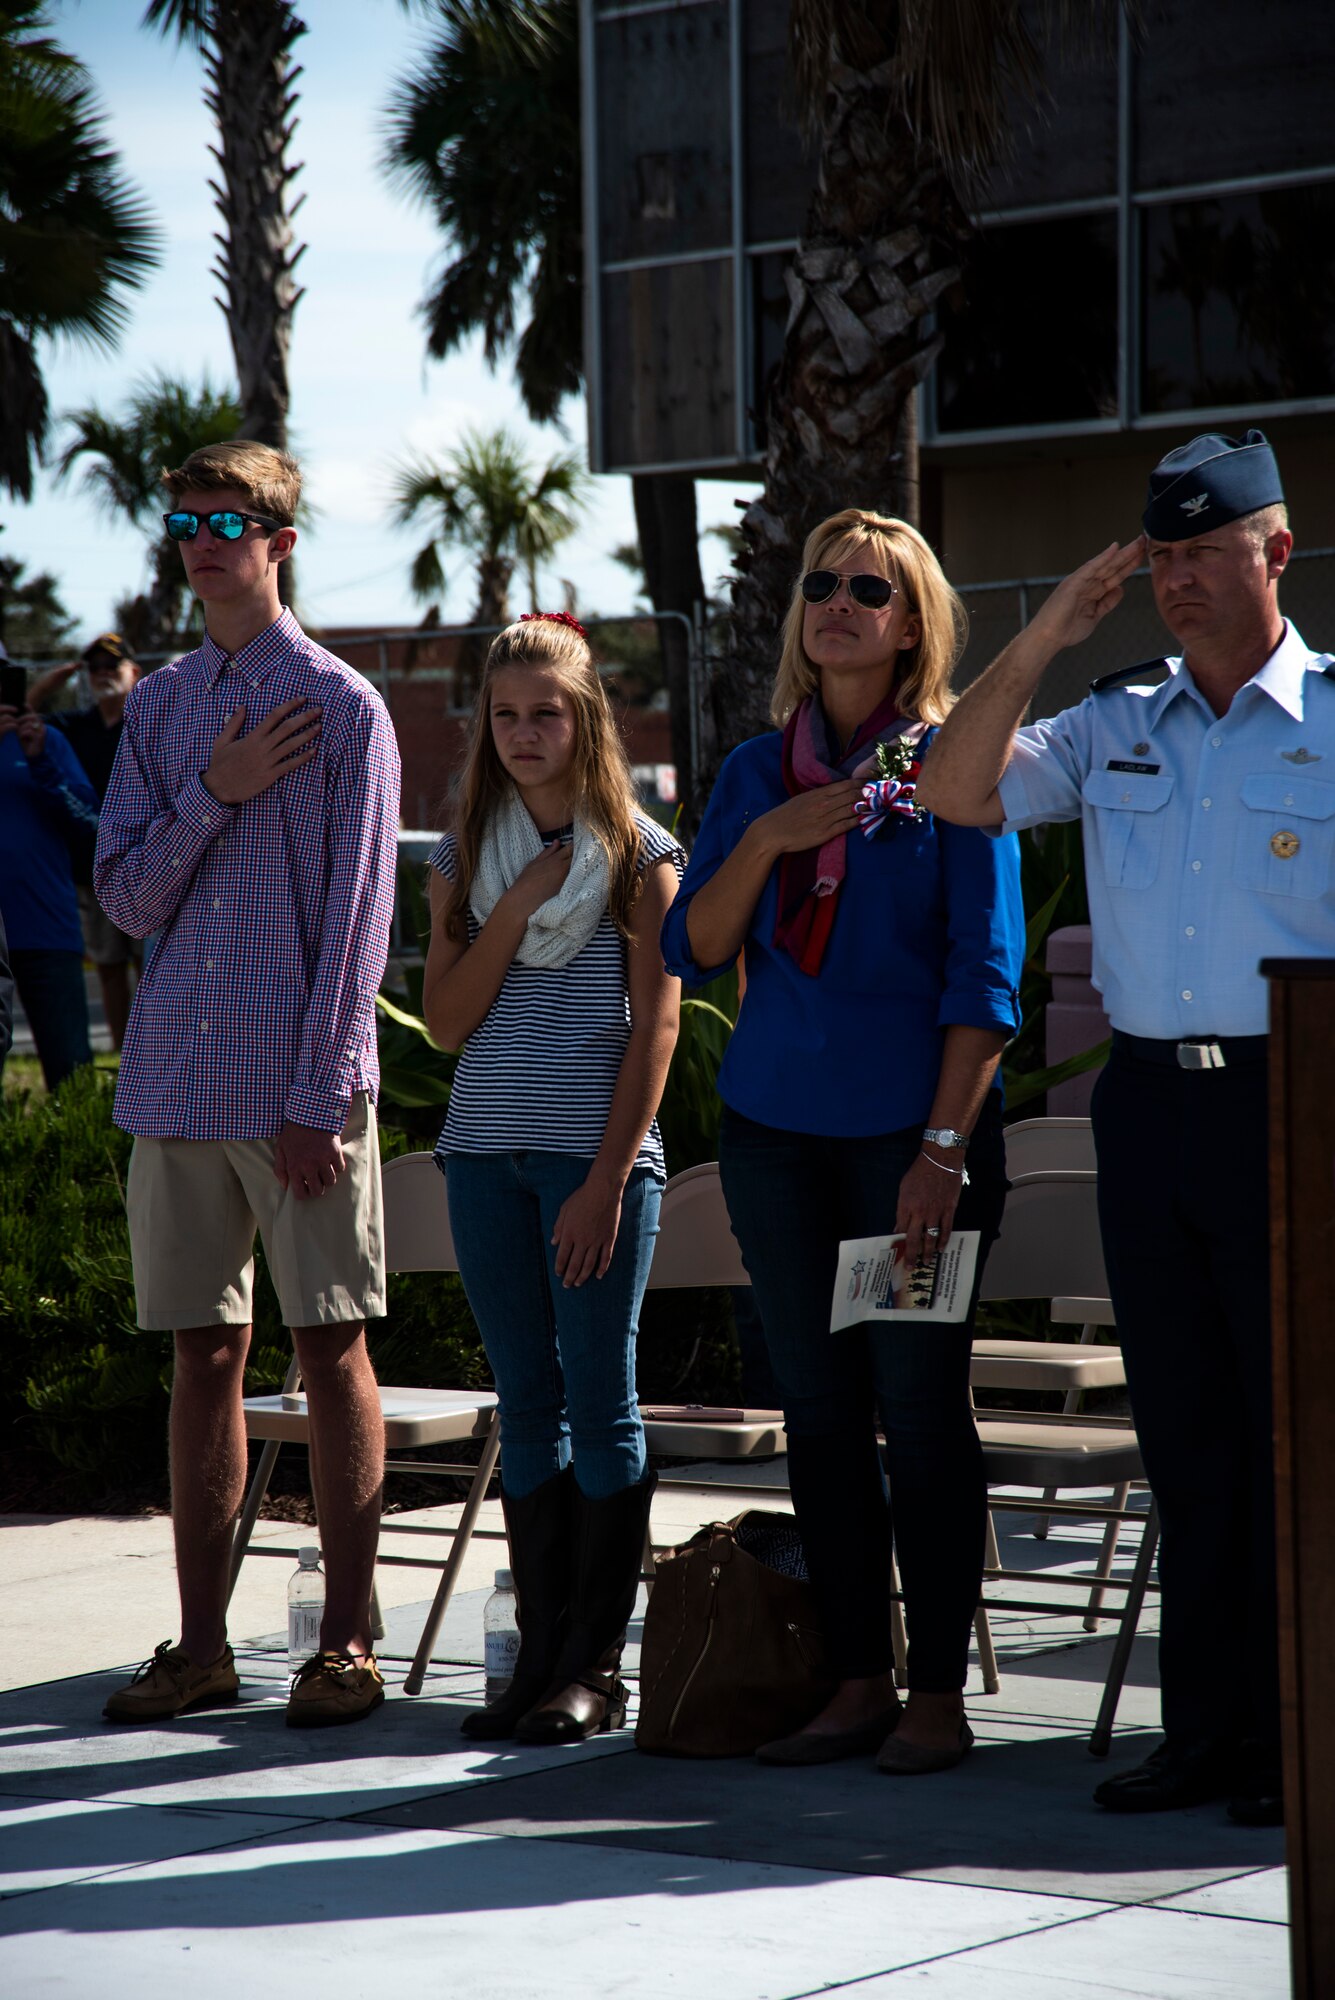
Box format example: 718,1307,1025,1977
601,262,736,468
984,42,1118,210
936,215,1118,433
594,4,733,264
1134,0,1335,192
1141,184,1335,413
742,0,815,244
748,248,790,449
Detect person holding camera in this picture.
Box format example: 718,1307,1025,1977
0,640,98,1090
29,632,144,1049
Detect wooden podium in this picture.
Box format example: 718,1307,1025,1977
1264,959,1335,2000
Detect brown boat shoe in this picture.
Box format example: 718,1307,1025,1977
103,1641,240,1723
286,1649,386,1728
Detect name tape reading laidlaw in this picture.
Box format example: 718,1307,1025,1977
830,1230,982,1332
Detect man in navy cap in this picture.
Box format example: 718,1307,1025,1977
917,429,1329,1827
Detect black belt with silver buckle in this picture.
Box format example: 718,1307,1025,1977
1112,1030,1269,1071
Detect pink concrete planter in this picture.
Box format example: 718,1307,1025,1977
1045,924,1111,1115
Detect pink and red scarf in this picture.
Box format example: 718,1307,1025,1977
773,693,924,977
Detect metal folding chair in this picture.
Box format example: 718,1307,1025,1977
228,1150,500,1696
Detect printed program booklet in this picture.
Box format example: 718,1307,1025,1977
830,1230,982,1331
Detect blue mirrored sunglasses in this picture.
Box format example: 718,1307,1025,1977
163,509,284,542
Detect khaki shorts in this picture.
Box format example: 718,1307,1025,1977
77,886,141,967
127,1094,386,1330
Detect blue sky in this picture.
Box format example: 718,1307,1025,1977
11,0,747,646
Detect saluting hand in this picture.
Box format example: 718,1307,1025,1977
203,696,322,806
1029,537,1146,654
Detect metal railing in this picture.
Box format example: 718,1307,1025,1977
955,546,1335,717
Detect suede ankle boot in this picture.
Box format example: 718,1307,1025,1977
460,1465,574,1740
516,1470,656,1745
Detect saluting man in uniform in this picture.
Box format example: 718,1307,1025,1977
917,430,1329,1828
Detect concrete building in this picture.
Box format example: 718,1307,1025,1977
581,0,1335,707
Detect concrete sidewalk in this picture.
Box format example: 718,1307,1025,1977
0,1481,1288,1998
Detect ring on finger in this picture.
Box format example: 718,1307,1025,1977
926,1226,941,1237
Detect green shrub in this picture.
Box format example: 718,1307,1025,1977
2,826,1102,1504
0,1072,491,1504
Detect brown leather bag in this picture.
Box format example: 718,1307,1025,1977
635,1510,836,1757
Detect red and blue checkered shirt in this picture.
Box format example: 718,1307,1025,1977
95,609,401,1140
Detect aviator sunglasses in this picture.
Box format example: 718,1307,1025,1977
163,508,285,542
800,569,898,610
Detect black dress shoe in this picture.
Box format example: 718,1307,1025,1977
1093,1738,1234,1813
1227,1744,1284,1827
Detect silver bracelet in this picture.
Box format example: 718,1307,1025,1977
920,1149,970,1186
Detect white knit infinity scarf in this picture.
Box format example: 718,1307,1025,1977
469,787,612,968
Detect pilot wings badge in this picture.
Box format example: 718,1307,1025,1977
1281,747,1322,764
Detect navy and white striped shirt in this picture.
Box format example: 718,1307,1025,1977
431,812,684,1175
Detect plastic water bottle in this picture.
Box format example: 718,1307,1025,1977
287,1547,325,1672
483,1568,520,1704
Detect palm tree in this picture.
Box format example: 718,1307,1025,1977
0,2,159,501
56,371,242,654
0,554,77,657
382,0,709,812
141,1,306,452
720,1,1124,758
391,425,589,697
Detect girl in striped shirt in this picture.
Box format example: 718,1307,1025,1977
423,613,683,1744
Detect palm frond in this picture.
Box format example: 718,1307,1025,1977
0,66,159,343
408,538,447,602
380,0,581,420
388,425,589,609
0,320,48,500
388,457,463,529
55,370,241,525
140,0,211,46
788,0,1127,186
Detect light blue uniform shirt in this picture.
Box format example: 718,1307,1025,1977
997,621,1335,1037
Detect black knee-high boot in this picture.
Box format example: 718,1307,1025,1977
460,1465,575,1740
515,1470,656,1745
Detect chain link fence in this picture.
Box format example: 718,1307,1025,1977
955,547,1335,718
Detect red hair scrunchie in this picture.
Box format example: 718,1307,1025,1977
518,609,588,640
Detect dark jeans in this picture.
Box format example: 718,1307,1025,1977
443,1151,661,1500
719,1098,1007,1690
6,950,92,1091
1091,1039,1279,1752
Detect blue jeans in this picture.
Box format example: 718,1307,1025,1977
8,950,92,1091
443,1151,661,1500
719,1099,1007,1690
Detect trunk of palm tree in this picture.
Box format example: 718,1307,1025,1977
204,1,306,452
113,535,185,658
632,471,707,832
454,551,514,704
715,59,968,772
142,533,189,655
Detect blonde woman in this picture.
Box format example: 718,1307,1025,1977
423,612,682,1746
663,511,1024,1774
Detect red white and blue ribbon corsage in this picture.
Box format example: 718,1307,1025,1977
853,737,926,838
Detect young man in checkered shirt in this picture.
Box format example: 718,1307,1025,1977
96,441,401,1729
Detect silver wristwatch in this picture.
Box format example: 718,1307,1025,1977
922,1126,968,1151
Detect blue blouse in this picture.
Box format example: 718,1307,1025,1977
661,732,1025,1138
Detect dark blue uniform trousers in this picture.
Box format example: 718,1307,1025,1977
1091,1037,1279,1753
